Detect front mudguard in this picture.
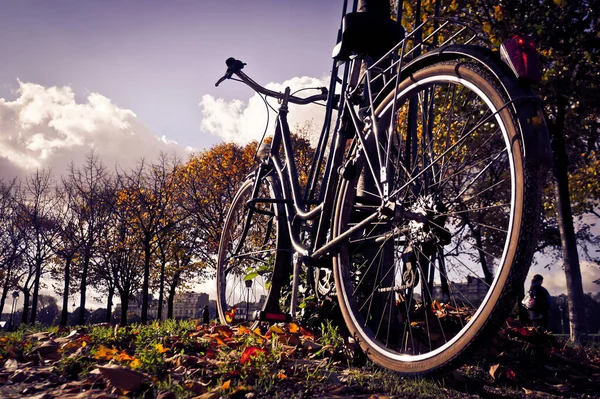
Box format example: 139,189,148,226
376,44,552,168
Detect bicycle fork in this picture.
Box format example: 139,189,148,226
289,252,302,318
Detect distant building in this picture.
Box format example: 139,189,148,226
432,275,488,306
172,292,209,319
116,292,210,321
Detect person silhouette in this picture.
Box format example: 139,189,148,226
527,274,551,332
202,305,210,327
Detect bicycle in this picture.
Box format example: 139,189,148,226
214,0,551,375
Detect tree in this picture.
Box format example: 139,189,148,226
397,0,599,342
178,142,257,271
16,169,59,324
117,153,182,323
0,179,24,318
51,184,82,326
100,181,143,326
64,152,112,325
36,294,59,326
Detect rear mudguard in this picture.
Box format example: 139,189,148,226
375,44,552,167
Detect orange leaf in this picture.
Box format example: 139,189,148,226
221,380,231,390
94,345,119,360
154,343,169,353
118,352,136,362
237,325,251,335
287,323,300,334
277,371,287,380
239,346,266,365
300,327,316,341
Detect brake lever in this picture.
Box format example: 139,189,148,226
215,74,228,87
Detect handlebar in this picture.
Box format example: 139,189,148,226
215,57,328,105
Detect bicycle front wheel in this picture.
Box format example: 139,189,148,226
217,175,291,326
333,60,541,374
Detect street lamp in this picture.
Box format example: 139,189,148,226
9,291,19,331
245,279,253,321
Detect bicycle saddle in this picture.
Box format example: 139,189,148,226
332,12,405,61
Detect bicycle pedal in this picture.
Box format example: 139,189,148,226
257,311,292,323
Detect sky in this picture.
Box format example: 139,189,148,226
0,1,597,312
0,0,341,177
0,0,343,311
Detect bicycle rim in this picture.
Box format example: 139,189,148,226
333,60,538,373
217,176,290,326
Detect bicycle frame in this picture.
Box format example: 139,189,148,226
219,0,549,319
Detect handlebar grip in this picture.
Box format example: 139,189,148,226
225,57,246,72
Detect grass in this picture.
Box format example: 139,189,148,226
1,321,599,399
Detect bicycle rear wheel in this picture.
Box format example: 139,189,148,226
217,175,291,326
333,60,541,374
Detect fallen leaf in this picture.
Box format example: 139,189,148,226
184,380,210,395
505,368,517,380
96,364,147,392
287,323,300,334
268,325,286,335
192,392,220,399
154,343,169,353
237,325,251,335
489,363,500,380
221,380,231,390
4,358,18,371
93,345,119,361
239,346,266,364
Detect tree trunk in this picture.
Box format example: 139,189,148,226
78,254,90,325
106,284,114,323
157,258,166,321
0,281,8,317
141,243,151,323
550,98,587,342
167,273,179,319
60,258,71,327
120,293,129,326
21,289,30,324
29,258,42,324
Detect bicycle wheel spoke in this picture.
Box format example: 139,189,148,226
334,59,539,373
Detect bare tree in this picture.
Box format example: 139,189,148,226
0,178,25,317
65,152,112,325
17,169,59,324
51,184,82,326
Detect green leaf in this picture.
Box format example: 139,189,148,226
244,272,259,281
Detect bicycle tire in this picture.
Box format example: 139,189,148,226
332,59,541,374
217,175,291,326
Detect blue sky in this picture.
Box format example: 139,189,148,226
1,1,597,306
0,0,341,154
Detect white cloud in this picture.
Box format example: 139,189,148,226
200,76,328,144
527,258,600,296
0,80,184,178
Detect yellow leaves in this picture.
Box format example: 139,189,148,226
93,344,140,368
94,345,119,360
268,325,286,335
154,343,169,354
493,5,503,21
483,22,492,35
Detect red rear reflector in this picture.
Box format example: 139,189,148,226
259,311,291,322
500,35,542,83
